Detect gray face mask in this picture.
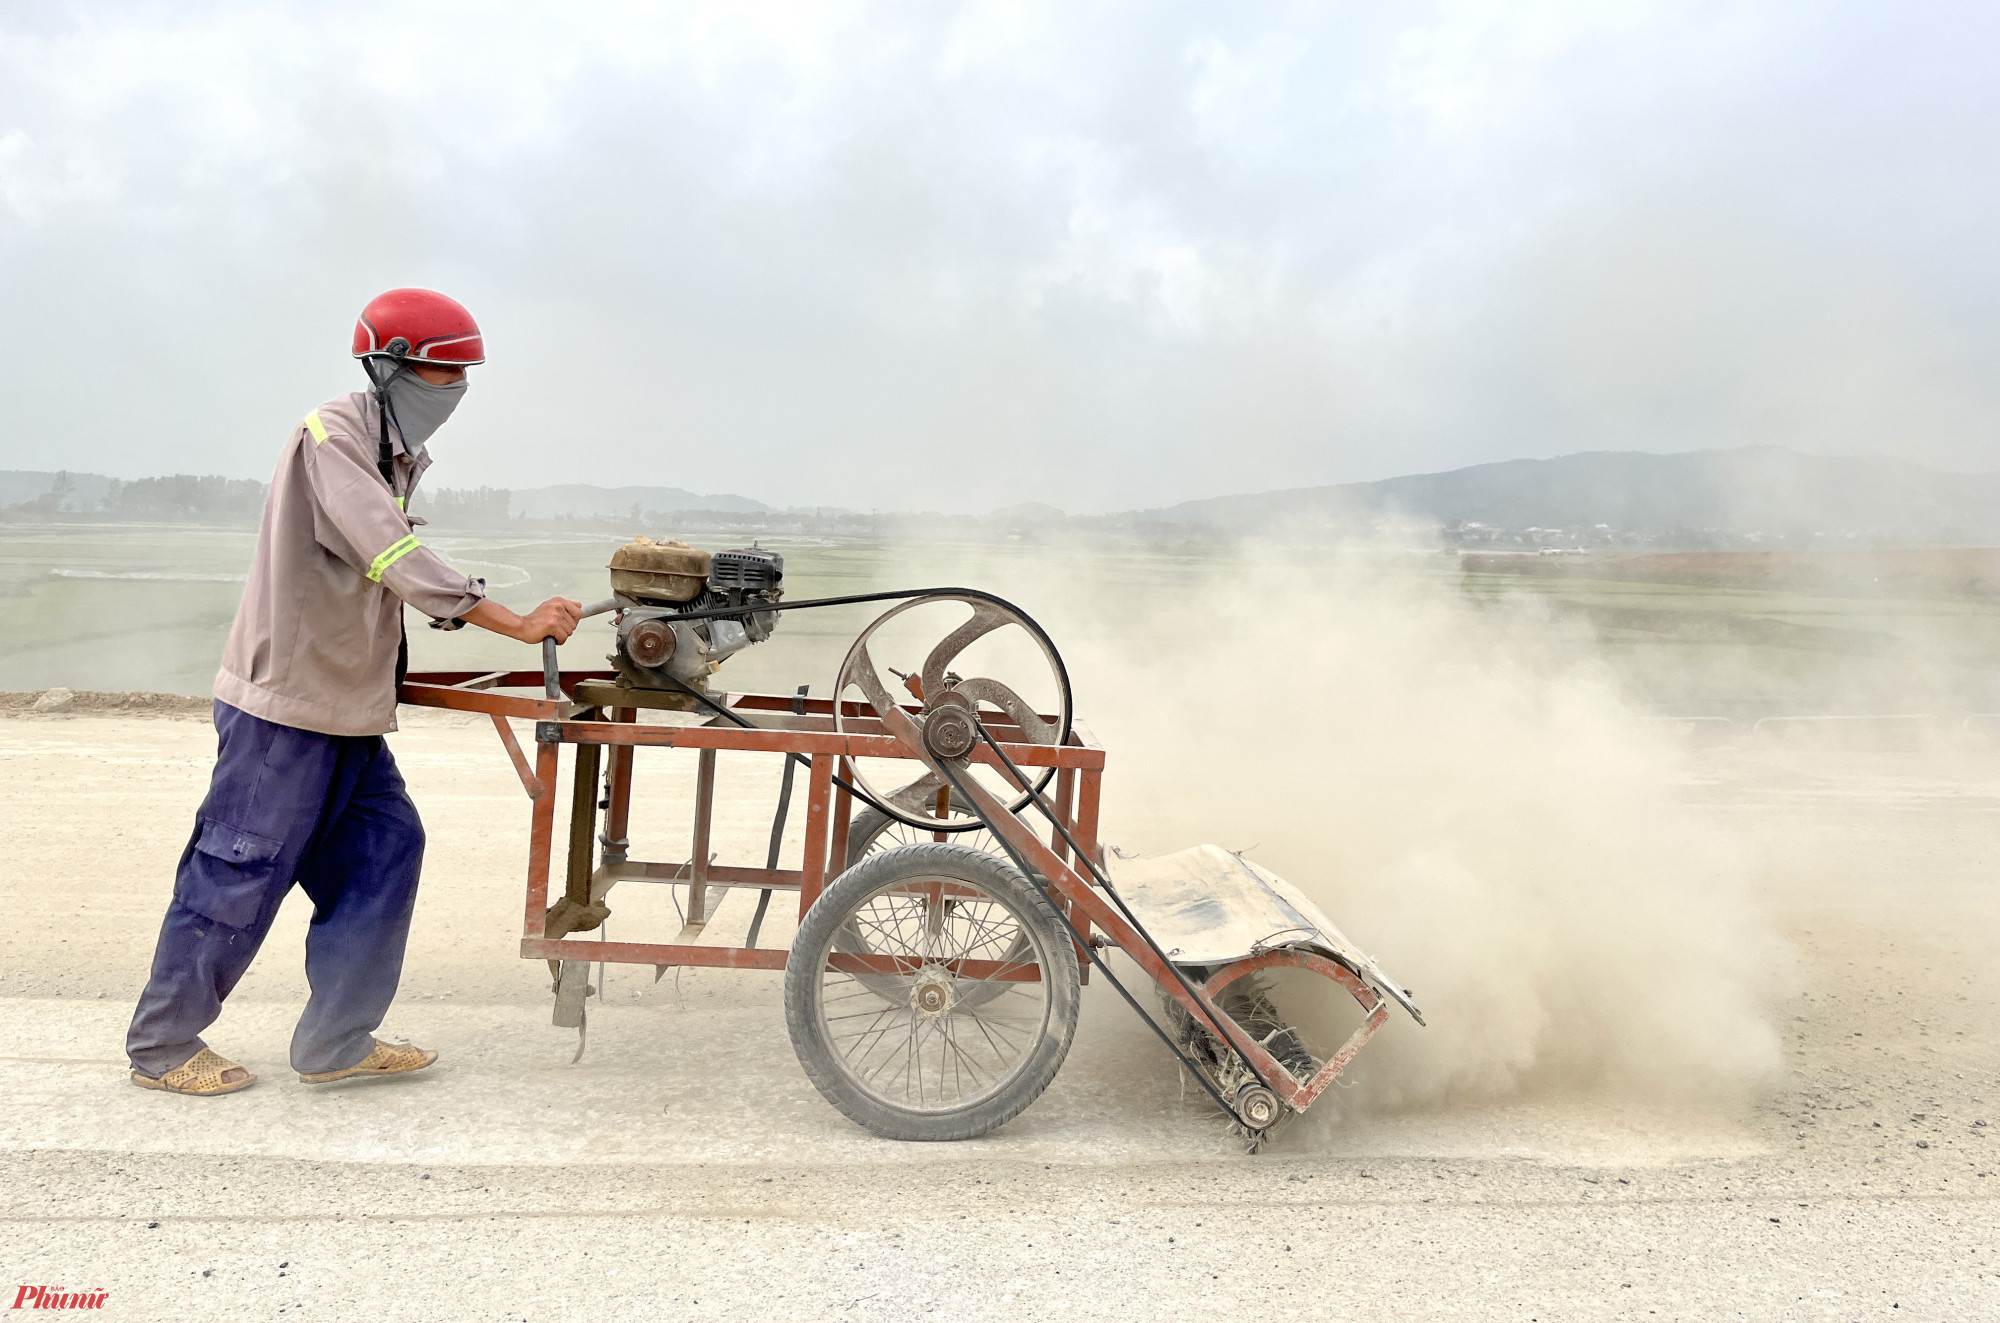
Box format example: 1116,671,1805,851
367,359,467,453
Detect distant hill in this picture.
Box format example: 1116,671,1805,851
1141,447,2000,543
990,501,1066,524
509,484,772,518
0,471,774,523
11,448,2000,545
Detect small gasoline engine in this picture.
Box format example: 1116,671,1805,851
605,537,784,691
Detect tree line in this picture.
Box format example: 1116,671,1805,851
2,473,519,526
3,472,268,522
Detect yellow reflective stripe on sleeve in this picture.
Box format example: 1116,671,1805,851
395,496,407,509
367,534,422,583
303,411,329,444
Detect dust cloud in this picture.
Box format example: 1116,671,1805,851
942,537,1790,1112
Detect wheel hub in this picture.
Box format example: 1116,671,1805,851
909,966,956,1019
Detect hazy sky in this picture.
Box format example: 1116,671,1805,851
3,1,1997,512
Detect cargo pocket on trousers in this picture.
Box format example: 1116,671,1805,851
176,819,287,929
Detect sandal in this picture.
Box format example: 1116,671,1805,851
299,1038,438,1084
130,1047,257,1096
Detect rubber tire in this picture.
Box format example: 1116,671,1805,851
845,792,992,868
785,842,1081,1141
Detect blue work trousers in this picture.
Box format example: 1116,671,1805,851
126,701,425,1078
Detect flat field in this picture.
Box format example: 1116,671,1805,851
12,523,2000,719
1462,550,2000,718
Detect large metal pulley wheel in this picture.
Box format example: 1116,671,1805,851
833,593,1072,834
784,843,1081,1141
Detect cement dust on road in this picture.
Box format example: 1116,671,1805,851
3,709,1997,1319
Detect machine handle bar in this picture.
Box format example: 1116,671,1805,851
541,598,620,699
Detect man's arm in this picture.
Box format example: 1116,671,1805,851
297,410,580,644
301,416,486,622
462,596,583,644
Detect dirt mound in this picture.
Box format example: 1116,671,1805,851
0,689,211,719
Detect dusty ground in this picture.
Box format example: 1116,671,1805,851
2,706,1996,1320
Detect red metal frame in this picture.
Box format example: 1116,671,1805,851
1202,951,1389,1111
400,664,1378,1117
400,668,1103,975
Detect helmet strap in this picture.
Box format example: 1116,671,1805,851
366,350,410,687
370,354,403,488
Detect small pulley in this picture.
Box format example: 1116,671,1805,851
919,693,981,761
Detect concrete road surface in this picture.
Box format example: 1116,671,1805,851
2,709,1995,1320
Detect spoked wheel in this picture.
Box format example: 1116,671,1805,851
785,842,1081,1141
837,790,1025,1009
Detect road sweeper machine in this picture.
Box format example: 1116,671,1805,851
399,537,1424,1147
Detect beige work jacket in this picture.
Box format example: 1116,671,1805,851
214,391,486,735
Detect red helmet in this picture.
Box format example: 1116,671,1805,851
351,288,485,365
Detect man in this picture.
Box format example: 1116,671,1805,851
125,288,582,1096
